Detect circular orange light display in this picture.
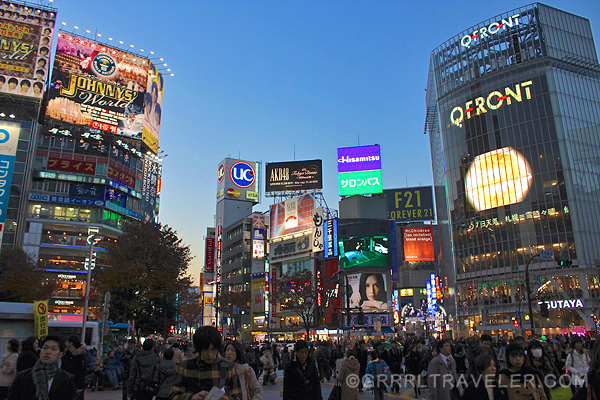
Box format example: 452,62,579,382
465,147,533,211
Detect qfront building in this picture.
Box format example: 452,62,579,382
426,4,600,337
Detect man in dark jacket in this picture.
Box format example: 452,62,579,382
121,339,140,400
61,335,89,400
386,341,403,393
8,333,76,400
128,338,160,400
282,340,322,400
153,348,178,400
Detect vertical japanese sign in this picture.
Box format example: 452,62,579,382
271,267,277,323
216,222,222,283
34,300,48,339
323,219,338,259
142,158,161,222
253,215,266,258
0,123,21,247
312,207,323,252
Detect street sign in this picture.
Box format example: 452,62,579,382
539,250,554,261
515,311,520,316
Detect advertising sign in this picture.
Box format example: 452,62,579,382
385,186,435,222
323,219,338,259
338,145,383,196
312,207,323,252
265,160,322,192
47,157,96,175
141,61,163,153
34,300,48,339
389,221,398,282
142,158,161,222
403,227,435,261
253,214,266,258
347,272,390,313
284,197,298,229
204,237,215,273
0,123,20,246
29,193,105,207
216,158,260,204
269,193,315,239
0,3,56,100
68,183,103,200
339,235,389,268
46,32,149,139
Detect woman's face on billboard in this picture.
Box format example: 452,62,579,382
365,275,381,300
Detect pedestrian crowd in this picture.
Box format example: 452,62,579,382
1,330,599,400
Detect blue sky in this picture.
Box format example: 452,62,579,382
51,0,600,283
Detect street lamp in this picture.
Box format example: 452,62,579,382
81,234,103,343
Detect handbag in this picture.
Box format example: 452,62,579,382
363,375,374,391
549,385,574,400
328,384,342,400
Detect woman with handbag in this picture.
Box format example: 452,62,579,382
282,340,322,400
335,348,360,400
259,347,276,385
225,341,263,400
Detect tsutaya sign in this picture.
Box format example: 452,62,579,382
538,299,584,309
450,80,533,128
461,14,521,49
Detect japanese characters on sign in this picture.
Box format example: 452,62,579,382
0,122,21,248
265,160,323,192
47,157,96,175
337,145,383,196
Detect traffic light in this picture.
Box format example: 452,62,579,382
555,256,573,267
170,324,175,334
593,315,598,323
513,319,519,327
240,309,247,315
540,302,549,318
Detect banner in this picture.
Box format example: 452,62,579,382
142,158,160,222
0,4,56,100
0,123,21,247
141,62,164,153
270,193,315,239
312,207,323,252
46,32,149,139
34,300,49,339
347,272,390,313
204,237,215,273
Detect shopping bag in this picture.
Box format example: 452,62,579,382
363,375,374,391
328,384,342,400
549,385,573,400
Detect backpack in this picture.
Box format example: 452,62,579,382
374,360,392,387
135,359,159,396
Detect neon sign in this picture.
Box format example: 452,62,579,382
538,299,584,309
461,14,520,49
450,80,532,127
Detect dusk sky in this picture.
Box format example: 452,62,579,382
51,0,600,283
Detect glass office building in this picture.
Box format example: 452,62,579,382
426,3,600,336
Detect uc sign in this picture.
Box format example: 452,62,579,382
230,162,255,188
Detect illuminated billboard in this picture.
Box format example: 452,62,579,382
0,122,22,247
347,272,390,313
337,145,383,196
265,160,322,192
216,158,260,204
464,147,533,211
46,32,151,141
0,3,56,100
141,62,163,153
385,186,435,222
269,193,315,239
403,227,435,262
339,235,389,268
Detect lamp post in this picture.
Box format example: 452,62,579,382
524,254,540,337
82,234,103,344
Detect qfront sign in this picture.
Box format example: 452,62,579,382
461,14,521,49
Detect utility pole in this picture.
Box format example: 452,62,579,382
525,254,540,337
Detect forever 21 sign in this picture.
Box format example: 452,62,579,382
265,160,322,192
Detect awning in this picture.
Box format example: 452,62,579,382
381,327,394,334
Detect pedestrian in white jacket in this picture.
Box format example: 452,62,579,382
565,337,590,391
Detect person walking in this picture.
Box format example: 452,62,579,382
259,347,275,385
386,341,403,393
225,341,263,400
153,348,179,400
565,337,591,394
90,348,105,392
365,349,391,400
282,340,321,400
6,334,76,400
461,355,507,400
336,348,360,400
121,339,140,400
16,336,38,373
128,338,160,400
427,339,461,400
405,343,424,397
0,339,19,399
171,342,184,365
498,343,547,400
61,335,88,400
281,346,291,372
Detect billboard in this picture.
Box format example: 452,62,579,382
216,158,260,204
204,237,215,273
0,122,22,247
142,158,161,222
269,193,315,239
265,160,322,192
385,186,435,222
339,235,389,268
141,62,163,153
403,227,435,262
337,145,383,196
464,147,533,211
347,272,390,313
323,219,338,259
0,3,56,100
46,32,152,142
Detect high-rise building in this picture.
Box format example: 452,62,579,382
426,3,600,336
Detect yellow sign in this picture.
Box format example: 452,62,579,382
400,289,414,297
205,296,213,304
216,188,224,199
34,300,49,339
246,191,259,201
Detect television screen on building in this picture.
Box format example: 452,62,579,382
403,227,435,261
339,235,389,268
0,2,56,100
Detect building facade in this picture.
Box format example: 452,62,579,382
427,3,600,337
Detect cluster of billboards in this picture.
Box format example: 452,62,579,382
0,2,56,100
45,31,163,153
337,145,383,196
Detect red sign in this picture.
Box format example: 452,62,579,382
107,166,136,188
271,268,277,319
47,157,96,175
403,227,435,261
204,237,215,273
91,121,118,133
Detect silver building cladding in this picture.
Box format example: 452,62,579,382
426,3,600,335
